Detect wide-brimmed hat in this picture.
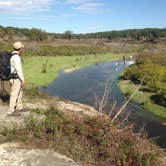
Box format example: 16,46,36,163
13,41,24,50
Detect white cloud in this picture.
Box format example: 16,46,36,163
65,0,107,14
7,15,58,21
0,0,54,14
75,2,103,14
0,0,110,21
66,0,89,4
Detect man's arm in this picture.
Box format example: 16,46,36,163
14,56,25,85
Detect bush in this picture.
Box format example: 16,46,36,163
140,64,166,91
27,45,106,57
123,53,166,107
0,109,160,166
124,63,166,92
151,84,166,107
123,65,141,83
136,53,166,67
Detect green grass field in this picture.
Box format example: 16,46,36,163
23,52,123,86
118,79,166,121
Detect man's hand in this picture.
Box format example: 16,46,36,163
21,81,26,88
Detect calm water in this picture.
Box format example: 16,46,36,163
41,60,166,148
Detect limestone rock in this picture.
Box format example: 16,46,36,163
0,106,45,129
24,102,49,111
0,143,80,166
56,101,100,117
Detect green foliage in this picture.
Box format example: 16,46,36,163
1,124,19,141
124,63,166,88
41,61,48,73
1,25,166,41
32,45,106,57
124,88,134,98
80,28,166,41
134,153,158,166
0,42,11,51
123,65,141,83
64,30,73,40
28,28,48,41
151,83,166,107
119,79,166,120
136,53,166,67
123,53,166,107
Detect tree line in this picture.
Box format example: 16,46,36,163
0,25,166,42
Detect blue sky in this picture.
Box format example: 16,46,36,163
0,0,166,33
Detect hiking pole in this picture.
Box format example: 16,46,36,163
2,80,4,97
0,79,2,97
0,79,4,97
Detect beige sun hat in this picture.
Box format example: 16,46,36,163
13,41,24,50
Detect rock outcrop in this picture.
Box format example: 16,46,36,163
0,96,99,166
0,143,80,166
0,105,45,129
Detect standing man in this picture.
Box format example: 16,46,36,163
7,41,25,116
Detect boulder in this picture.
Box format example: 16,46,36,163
0,143,80,166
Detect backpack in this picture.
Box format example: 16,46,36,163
0,52,18,80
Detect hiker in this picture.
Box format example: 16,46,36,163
7,41,25,116
123,55,126,65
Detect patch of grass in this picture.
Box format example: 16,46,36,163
0,109,161,166
23,52,124,86
118,79,166,121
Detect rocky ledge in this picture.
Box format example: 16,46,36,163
0,143,80,166
0,96,100,166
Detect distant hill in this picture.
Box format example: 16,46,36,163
0,25,166,42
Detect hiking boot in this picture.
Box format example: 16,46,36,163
16,108,28,112
7,111,21,117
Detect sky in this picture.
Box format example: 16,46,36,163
0,0,166,34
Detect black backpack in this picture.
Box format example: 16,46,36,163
0,52,18,80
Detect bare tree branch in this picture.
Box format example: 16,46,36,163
111,76,146,123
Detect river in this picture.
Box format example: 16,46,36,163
40,60,166,148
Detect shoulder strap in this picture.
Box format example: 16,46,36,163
11,52,18,56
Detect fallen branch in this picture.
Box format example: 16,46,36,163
111,76,146,123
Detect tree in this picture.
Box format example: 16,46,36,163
64,30,73,40
0,26,5,39
29,28,48,41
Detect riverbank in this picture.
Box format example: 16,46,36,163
118,79,166,122
0,92,165,166
1,62,166,165
23,52,126,86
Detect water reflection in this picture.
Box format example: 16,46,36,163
40,60,166,148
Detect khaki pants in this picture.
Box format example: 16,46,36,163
8,79,23,113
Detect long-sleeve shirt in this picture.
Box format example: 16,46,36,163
10,51,24,82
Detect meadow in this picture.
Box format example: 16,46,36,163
23,52,124,86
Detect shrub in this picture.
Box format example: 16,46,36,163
41,61,48,73
0,109,161,166
123,53,166,108
31,45,106,57
136,53,166,67
124,63,166,92
151,84,166,107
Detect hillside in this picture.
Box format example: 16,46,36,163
0,87,165,166
0,26,166,165
0,25,166,42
